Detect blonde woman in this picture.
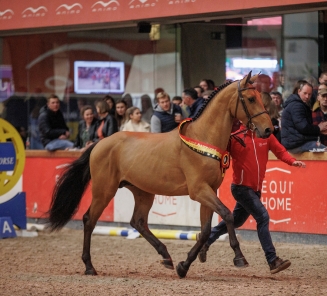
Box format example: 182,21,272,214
123,107,150,132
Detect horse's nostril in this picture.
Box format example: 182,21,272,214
265,128,271,135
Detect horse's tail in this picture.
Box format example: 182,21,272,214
47,142,98,231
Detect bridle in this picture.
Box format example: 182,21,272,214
235,80,269,131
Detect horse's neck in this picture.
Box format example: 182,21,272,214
187,94,234,151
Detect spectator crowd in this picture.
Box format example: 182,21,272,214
2,72,327,154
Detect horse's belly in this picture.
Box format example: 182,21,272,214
120,160,187,195
129,173,188,196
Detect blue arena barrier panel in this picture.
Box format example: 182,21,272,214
0,216,17,239
0,192,27,230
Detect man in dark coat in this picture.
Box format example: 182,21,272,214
38,94,74,151
182,88,205,118
281,82,327,153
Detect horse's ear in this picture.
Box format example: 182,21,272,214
245,71,252,85
240,71,252,87
249,73,259,85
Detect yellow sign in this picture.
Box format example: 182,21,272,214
0,118,26,196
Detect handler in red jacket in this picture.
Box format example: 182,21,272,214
198,124,306,274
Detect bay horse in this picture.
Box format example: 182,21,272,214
48,72,273,278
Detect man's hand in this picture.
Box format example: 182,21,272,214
318,121,327,132
59,131,70,139
292,161,306,168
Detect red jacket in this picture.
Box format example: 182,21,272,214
230,127,296,191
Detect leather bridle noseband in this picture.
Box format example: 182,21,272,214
235,80,269,131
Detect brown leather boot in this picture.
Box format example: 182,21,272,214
198,243,210,263
269,257,291,274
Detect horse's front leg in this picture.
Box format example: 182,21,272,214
176,205,213,278
176,189,248,278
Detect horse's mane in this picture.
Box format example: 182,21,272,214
192,79,234,121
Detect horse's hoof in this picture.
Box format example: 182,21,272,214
233,256,249,268
85,268,98,275
176,261,188,278
160,258,174,270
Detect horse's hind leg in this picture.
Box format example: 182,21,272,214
82,185,117,275
129,187,174,270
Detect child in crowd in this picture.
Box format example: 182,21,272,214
123,107,150,132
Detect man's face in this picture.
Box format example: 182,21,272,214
318,93,327,110
182,93,192,106
271,94,282,107
318,85,327,111
158,96,171,111
319,74,327,84
47,98,60,112
298,85,312,104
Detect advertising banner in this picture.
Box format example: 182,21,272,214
218,160,327,235
23,157,114,222
23,153,327,235
1,0,326,32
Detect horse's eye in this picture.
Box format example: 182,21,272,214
248,97,255,103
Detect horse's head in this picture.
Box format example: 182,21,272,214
233,71,273,138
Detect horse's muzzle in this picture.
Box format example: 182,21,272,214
263,127,272,138
255,127,272,139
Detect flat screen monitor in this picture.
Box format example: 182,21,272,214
74,61,125,94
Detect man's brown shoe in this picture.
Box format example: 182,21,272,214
198,243,209,263
269,257,291,274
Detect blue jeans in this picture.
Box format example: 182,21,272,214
288,141,327,153
207,184,276,264
45,139,74,151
